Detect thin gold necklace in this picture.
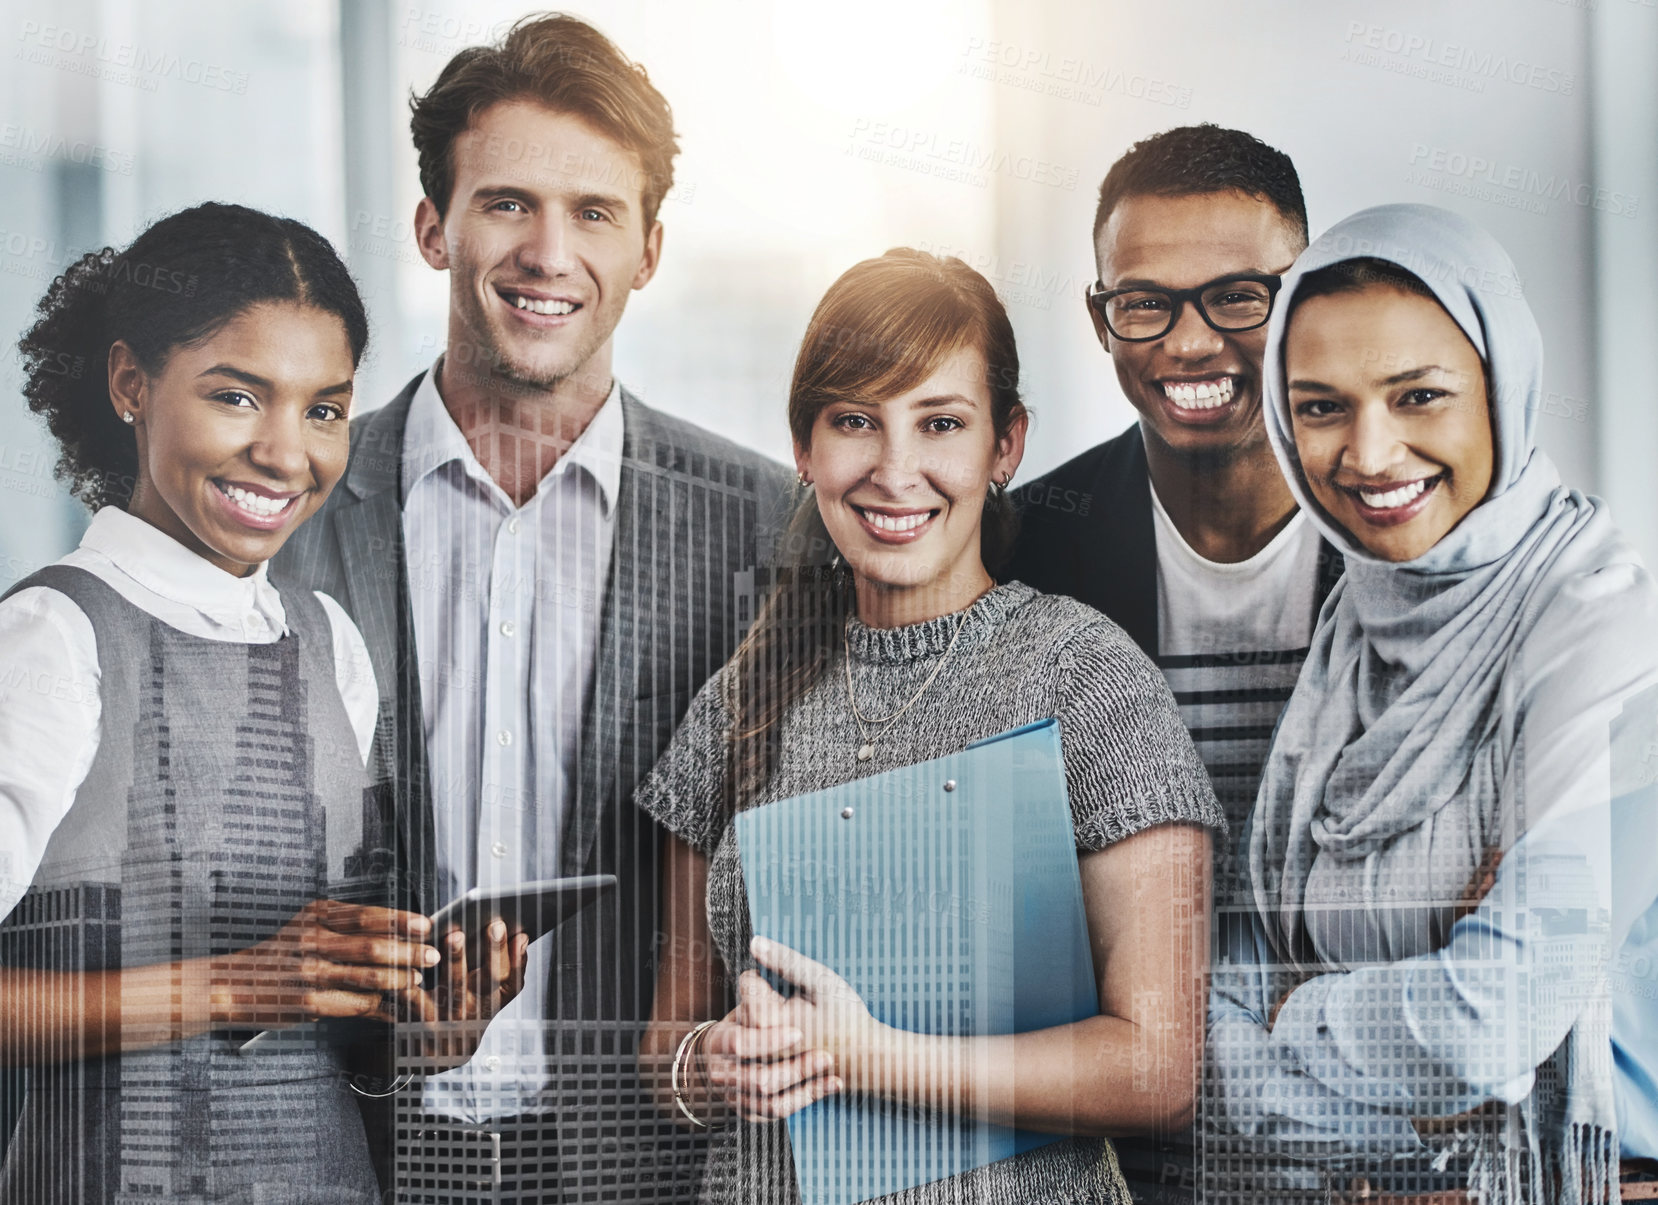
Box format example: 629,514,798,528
843,606,971,763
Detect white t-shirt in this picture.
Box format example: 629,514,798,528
1149,481,1323,910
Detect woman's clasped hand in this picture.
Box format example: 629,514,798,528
695,936,878,1122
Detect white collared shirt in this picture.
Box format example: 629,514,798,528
0,507,378,915
400,360,622,1121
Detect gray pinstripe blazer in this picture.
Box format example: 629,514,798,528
273,373,790,1193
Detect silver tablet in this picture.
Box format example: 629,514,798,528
429,874,617,966
238,874,616,1055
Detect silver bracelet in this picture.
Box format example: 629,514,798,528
348,1072,415,1099
671,1019,719,1129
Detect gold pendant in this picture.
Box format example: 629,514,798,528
856,744,874,762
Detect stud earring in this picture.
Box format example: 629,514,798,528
121,412,135,425
796,471,810,488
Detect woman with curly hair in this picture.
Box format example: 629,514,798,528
0,202,442,1204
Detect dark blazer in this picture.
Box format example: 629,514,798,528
274,373,792,1199
1005,425,1343,654
1007,430,1341,1205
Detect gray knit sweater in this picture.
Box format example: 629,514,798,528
637,581,1224,1205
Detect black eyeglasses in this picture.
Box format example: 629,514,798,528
1085,273,1284,342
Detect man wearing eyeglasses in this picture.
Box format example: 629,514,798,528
1006,124,1342,1205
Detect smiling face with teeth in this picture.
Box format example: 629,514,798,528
1093,190,1302,462
1285,284,1495,563
795,346,1026,629
415,101,661,402
111,301,354,578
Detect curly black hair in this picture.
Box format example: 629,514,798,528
17,201,369,511
1092,123,1308,250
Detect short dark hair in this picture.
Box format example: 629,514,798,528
409,12,680,227
18,202,368,512
1092,124,1308,249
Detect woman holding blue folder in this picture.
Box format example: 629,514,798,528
639,249,1226,1203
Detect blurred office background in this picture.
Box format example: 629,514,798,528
1,0,1654,580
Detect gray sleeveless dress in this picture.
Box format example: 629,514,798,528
0,566,383,1205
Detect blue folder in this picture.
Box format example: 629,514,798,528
734,719,1098,1205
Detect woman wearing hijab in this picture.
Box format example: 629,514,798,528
1206,203,1658,1204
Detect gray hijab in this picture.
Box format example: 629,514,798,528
1251,203,1623,1202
